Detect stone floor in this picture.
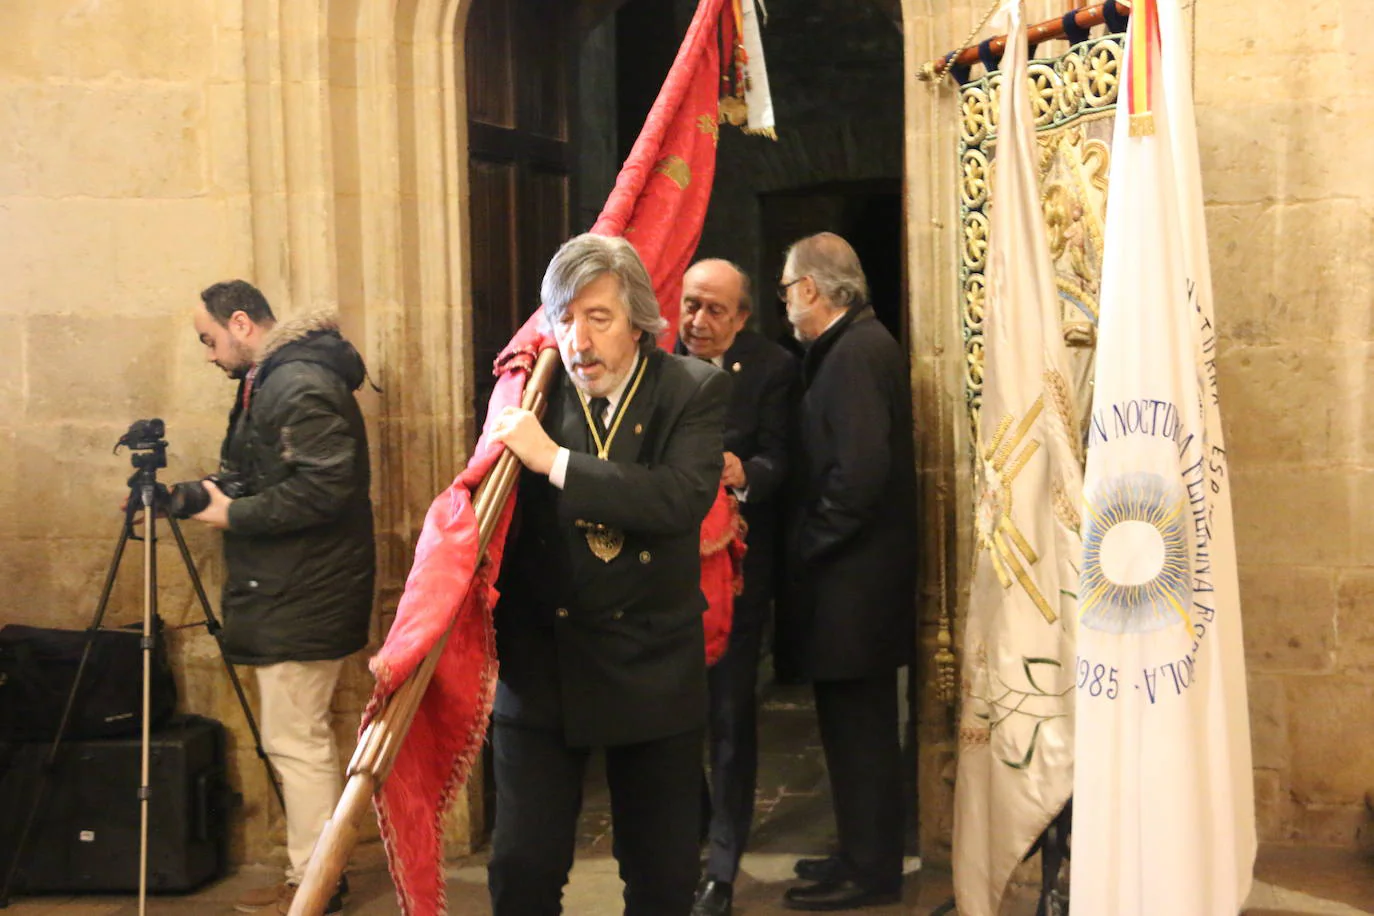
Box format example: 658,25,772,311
4,681,1373,915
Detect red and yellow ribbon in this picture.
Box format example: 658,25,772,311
1128,0,1159,136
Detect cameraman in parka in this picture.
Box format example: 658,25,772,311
185,280,374,915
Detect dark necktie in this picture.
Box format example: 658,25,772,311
589,397,610,440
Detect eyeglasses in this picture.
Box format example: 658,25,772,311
776,276,807,302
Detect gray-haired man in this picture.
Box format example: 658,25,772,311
777,232,916,911
487,233,730,915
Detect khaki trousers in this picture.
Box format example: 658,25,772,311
256,659,345,884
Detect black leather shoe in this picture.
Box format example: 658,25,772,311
793,856,849,883
782,878,901,912
692,879,733,916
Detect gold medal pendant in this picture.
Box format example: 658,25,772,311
581,523,624,563
574,358,647,564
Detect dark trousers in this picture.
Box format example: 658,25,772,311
813,672,904,891
703,598,768,882
488,721,703,916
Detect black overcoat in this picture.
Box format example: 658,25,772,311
789,306,917,680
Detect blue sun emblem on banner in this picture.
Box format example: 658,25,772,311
1079,472,1191,634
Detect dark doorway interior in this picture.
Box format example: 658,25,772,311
465,0,575,432
758,180,906,348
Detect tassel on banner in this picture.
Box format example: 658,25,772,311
1127,0,1156,135
719,0,777,139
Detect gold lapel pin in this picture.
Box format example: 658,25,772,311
634,423,643,435
731,362,741,373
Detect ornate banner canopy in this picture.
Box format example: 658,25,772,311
959,32,1124,448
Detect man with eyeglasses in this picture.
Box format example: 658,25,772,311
677,259,798,916
775,232,917,911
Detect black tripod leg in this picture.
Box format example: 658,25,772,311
1036,800,1072,916
0,518,134,907
1036,823,1057,916
165,515,286,813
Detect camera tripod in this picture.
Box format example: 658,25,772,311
0,421,285,915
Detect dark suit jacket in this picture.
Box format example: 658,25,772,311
676,333,796,620
704,331,798,618
493,348,729,747
790,306,917,680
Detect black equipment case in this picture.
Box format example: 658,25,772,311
0,621,177,742
0,715,231,894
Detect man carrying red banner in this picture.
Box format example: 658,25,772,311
486,233,729,915
347,3,776,913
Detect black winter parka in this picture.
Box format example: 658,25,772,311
215,313,375,665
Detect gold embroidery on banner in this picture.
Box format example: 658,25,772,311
960,726,992,748
976,396,1057,623
1026,62,1060,126
988,541,1013,590
963,211,989,271
1082,138,1111,192
961,149,989,209
717,95,748,127
573,359,649,562
992,399,1042,473
960,89,989,146
1052,480,1082,534
653,155,691,191
697,112,720,146
996,524,1057,623
984,414,1013,465
1082,39,1123,108
1001,430,1040,484
1043,368,1083,468
999,511,1039,567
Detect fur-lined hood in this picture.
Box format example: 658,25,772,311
257,310,367,392
260,309,341,360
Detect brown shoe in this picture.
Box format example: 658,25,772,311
236,882,289,913
276,882,344,915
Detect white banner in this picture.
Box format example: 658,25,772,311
952,2,1082,912
1070,1,1256,913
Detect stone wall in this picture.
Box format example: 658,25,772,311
903,0,1374,864
0,0,274,865
1196,0,1374,846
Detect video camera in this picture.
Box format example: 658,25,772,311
114,418,249,518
